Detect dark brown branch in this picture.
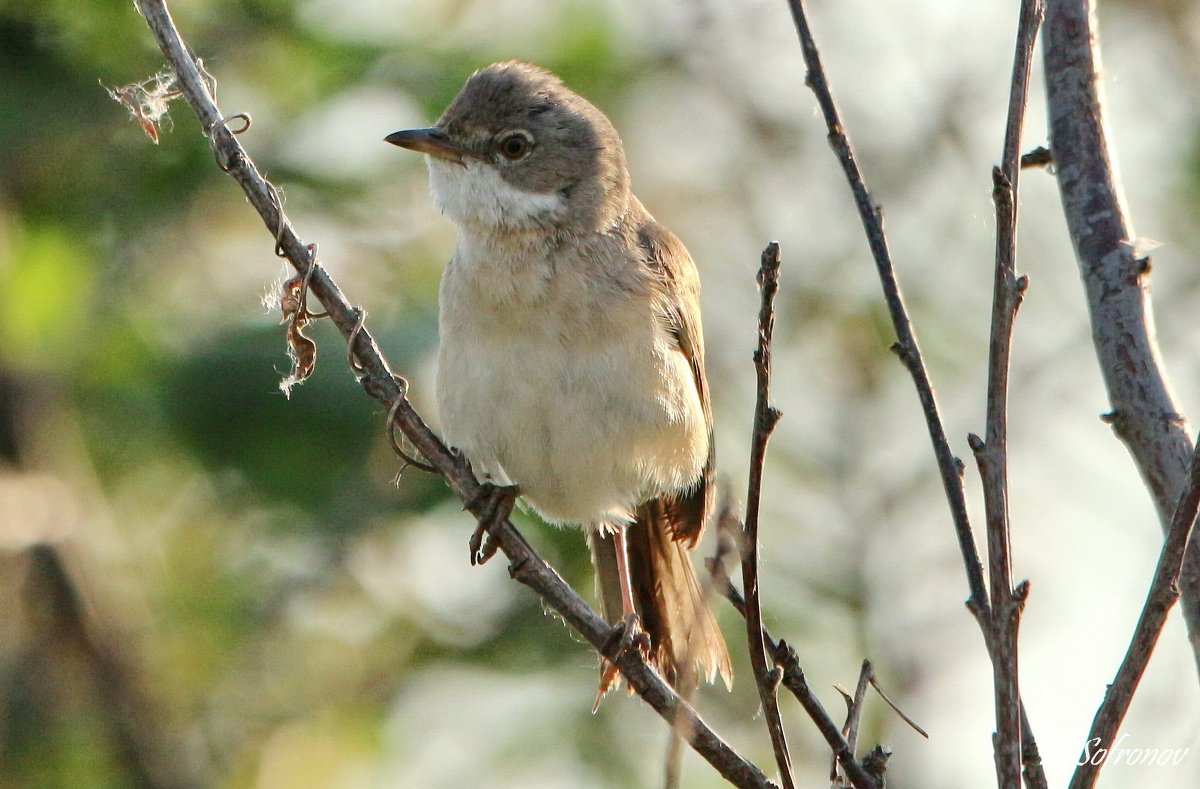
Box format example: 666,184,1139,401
969,3,1044,787
741,242,795,789
783,0,987,621
784,3,1048,786
707,551,881,789
1044,0,1200,673
1068,436,1200,788
130,2,773,786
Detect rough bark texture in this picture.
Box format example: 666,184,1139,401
1043,0,1200,672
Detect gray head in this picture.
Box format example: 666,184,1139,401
386,62,630,233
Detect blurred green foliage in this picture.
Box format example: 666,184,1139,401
0,1,656,787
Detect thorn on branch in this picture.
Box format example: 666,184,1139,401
1019,146,1053,169
967,433,985,454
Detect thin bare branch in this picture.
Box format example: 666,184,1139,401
129,2,774,786
1044,0,1200,673
838,663,872,758
968,2,1045,786
783,0,986,619
1068,436,1200,788
741,241,795,789
707,550,882,789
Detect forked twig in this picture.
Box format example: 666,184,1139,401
835,659,928,766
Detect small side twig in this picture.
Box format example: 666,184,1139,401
834,659,928,782
707,547,882,789
1068,436,1200,789
741,241,795,789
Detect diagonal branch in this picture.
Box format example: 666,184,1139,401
741,242,795,789
707,550,882,789
966,2,1045,787
129,2,774,786
1068,436,1200,788
1043,0,1200,676
783,0,987,618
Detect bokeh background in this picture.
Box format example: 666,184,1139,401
2,0,1200,786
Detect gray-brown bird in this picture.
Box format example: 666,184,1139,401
386,61,731,704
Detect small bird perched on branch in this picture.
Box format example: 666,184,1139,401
386,61,731,706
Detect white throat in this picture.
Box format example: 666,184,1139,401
428,158,566,230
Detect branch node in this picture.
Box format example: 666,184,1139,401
863,745,891,780
992,165,1013,193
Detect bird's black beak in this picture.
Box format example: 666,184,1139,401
384,127,475,164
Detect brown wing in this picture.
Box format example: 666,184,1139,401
636,220,714,549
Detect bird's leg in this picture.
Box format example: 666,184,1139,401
613,526,639,619
593,526,649,711
466,482,520,566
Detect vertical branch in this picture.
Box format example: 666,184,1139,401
1068,438,1200,788
742,242,795,789
1044,0,1200,672
967,2,1044,787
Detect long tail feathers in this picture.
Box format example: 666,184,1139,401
588,498,732,706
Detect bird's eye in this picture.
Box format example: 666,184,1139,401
497,131,533,161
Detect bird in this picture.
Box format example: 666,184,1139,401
385,61,732,705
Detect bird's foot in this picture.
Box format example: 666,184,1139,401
466,482,520,566
592,613,650,713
